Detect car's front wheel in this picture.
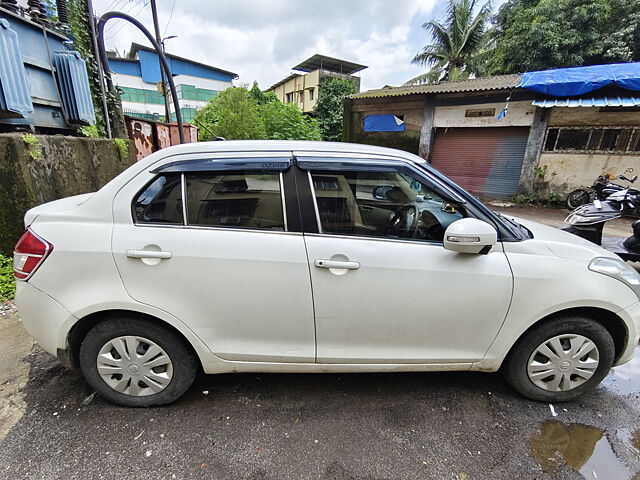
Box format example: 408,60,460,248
79,316,198,407
503,317,614,402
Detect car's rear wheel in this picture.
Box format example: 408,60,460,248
79,316,198,407
503,317,614,402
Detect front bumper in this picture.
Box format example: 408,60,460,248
15,281,77,358
615,301,640,365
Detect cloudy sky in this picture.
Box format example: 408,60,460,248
93,0,460,91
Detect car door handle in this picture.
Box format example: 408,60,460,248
126,249,172,259
314,259,360,270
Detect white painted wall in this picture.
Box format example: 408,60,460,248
111,73,149,90
171,74,232,92
433,101,535,128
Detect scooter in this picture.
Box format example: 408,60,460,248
562,198,640,262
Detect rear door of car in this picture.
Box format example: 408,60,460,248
111,153,316,363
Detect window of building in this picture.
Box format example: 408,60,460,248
285,93,294,103
308,88,314,101
309,169,464,242
543,127,640,153
133,174,184,224
185,172,284,230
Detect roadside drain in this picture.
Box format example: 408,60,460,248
602,346,640,395
530,421,632,479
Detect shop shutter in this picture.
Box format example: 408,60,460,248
430,127,529,198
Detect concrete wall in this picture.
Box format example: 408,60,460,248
349,97,426,155
433,101,535,128
538,153,637,193
537,107,640,194
0,134,136,255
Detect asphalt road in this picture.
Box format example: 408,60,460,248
2,207,640,480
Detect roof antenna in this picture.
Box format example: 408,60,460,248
191,117,225,141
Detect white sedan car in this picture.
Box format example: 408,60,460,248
14,141,640,406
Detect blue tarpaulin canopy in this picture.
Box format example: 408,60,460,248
519,63,640,97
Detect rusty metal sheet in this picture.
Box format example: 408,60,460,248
126,118,154,160
156,123,171,149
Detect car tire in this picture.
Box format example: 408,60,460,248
79,316,198,407
503,317,614,402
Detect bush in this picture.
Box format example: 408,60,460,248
313,78,357,141
194,83,321,141
0,254,15,301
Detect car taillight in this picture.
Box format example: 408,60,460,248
13,229,54,280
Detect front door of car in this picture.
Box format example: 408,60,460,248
298,158,513,364
111,156,316,363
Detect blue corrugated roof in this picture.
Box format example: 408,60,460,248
532,96,640,107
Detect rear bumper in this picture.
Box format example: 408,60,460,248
615,301,640,366
15,281,77,358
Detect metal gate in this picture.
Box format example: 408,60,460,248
430,127,529,198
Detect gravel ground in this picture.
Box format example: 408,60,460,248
1,206,640,480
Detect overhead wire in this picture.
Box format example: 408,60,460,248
163,0,176,38
104,0,139,33
105,0,149,41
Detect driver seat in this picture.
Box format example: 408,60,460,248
420,210,445,241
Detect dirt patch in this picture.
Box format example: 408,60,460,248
0,310,33,443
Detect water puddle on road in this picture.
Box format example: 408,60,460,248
530,421,633,479
601,345,640,395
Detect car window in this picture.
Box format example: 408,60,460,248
185,171,285,230
133,174,184,224
309,169,465,242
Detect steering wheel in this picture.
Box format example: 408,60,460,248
387,204,419,238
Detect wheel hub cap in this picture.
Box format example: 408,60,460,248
96,336,173,397
527,334,599,392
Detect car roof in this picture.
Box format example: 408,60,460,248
152,140,426,164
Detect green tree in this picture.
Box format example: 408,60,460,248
261,101,322,140
405,0,493,85
313,78,357,142
194,84,321,141
194,87,266,141
248,81,279,105
487,0,640,74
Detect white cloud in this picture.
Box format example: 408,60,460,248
93,0,436,91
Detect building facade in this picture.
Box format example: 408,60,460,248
267,54,367,113
344,68,640,198
108,44,237,123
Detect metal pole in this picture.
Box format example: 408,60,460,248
97,11,185,143
87,0,112,138
150,0,171,123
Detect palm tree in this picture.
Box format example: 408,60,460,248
404,0,493,85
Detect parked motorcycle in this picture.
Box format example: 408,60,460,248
562,197,640,262
565,172,637,209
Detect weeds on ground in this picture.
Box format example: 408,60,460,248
0,254,15,301
509,165,563,207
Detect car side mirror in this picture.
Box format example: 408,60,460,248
443,218,497,254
